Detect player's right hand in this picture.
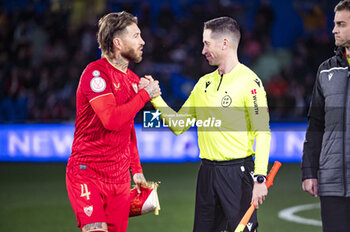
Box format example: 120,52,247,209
144,80,161,99
139,75,155,90
302,178,318,197
138,77,150,90
144,75,154,81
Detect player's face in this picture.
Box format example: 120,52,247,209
121,23,145,63
202,29,223,66
333,10,350,47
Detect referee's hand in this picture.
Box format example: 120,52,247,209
252,182,268,209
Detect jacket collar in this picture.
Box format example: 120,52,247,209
334,46,348,66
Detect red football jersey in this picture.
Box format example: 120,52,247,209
67,58,149,184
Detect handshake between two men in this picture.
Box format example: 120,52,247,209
139,75,161,100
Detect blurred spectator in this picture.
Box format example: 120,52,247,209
297,5,326,36
252,0,275,49
136,2,152,29
157,2,174,31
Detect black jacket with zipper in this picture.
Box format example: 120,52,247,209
302,47,350,197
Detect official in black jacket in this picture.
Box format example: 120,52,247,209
302,1,350,232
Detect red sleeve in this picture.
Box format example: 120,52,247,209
81,66,113,102
130,124,143,175
90,90,150,131
81,64,150,130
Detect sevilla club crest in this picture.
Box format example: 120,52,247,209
84,205,93,217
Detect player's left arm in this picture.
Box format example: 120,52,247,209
130,124,146,193
130,124,142,175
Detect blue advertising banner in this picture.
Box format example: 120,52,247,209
0,123,307,162
0,124,75,162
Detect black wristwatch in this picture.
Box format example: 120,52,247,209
254,175,266,184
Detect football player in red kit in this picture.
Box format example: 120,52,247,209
66,12,161,232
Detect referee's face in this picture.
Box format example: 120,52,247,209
333,10,350,48
202,29,223,66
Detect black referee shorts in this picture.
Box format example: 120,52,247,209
193,156,257,232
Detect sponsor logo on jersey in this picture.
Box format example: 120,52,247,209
247,222,253,231
205,81,211,89
84,205,93,217
254,78,261,87
90,77,106,93
251,89,259,114
328,72,333,81
253,95,259,115
113,82,120,91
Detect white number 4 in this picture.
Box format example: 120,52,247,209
80,184,91,200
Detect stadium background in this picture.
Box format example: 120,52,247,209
0,0,339,231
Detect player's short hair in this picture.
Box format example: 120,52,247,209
335,0,350,12
204,17,241,47
97,11,138,58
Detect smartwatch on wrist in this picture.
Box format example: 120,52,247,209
254,175,266,184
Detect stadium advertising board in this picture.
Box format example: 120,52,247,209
0,123,307,162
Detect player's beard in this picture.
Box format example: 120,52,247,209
122,46,143,63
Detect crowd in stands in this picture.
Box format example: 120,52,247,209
0,0,337,123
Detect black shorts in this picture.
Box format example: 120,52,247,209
193,156,258,232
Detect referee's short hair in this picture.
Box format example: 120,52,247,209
204,17,241,46
335,0,350,12
97,11,138,58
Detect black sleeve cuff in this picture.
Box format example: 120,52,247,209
302,167,318,181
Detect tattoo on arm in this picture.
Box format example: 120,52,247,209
151,85,157,93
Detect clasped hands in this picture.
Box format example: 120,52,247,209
139,75,161,99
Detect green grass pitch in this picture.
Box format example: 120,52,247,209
0,162,321,232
